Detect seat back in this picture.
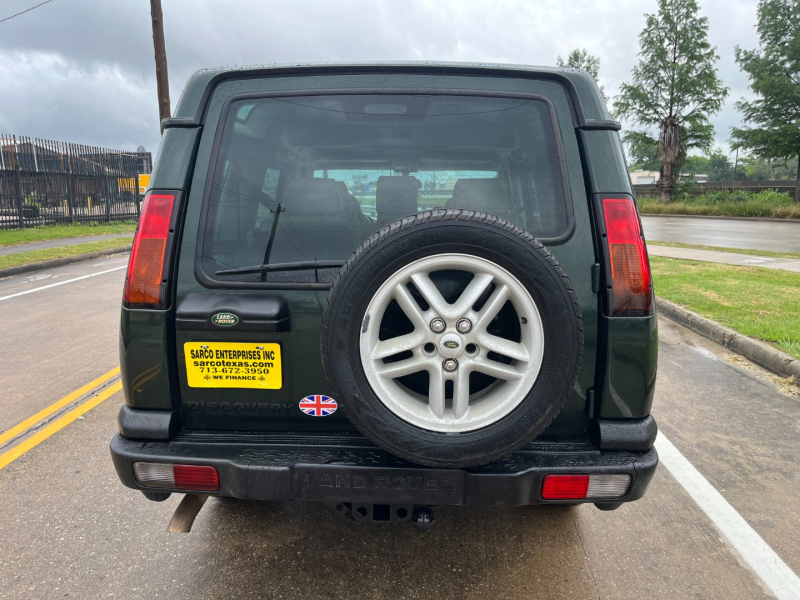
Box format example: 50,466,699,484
269,179,357,261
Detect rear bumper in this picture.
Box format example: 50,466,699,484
111,432,658,506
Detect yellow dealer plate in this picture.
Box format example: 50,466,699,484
184,342,282,389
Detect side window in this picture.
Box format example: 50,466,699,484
262,168,280,199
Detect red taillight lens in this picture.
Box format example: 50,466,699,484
172,465,220,492
133,462,220,492
124,193,174,306
603,197,652,314
541,474,631,500
542,475,590,499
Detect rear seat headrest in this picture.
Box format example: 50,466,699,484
283,179,346,215
376,176,421,218
449,179,511,217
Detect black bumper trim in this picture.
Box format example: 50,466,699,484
117,405,180,441
591,415,658,451
111,433,658,506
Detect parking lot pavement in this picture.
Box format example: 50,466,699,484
655,318,800,577
641,215,800,254
0,310,797,598
0,396,775,599
0,255,127,432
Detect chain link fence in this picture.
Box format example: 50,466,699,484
0,134,143,230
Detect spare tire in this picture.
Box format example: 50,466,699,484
321,210,583,468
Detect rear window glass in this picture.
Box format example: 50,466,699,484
202,94,570,283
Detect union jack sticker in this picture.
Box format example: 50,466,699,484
299,395,338,417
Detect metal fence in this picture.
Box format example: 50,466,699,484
0,134,141,230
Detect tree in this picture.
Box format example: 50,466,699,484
706,149,734,181
625,131,661,171
557,49,605,100
730,0,800,202
683,149,735,181
615,0,728,202
682,154,710,177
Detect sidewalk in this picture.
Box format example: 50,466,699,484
0,233,132,257
648,244,800,273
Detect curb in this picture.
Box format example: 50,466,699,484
640,213,800,224
656,296,800,381
0,245,132,279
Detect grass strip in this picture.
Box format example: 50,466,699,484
0,221,137,248
651,256,800,359
648,241,800,260
0,238,132,270
639,198,800,219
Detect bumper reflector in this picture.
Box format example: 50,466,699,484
133,462,220,492
542,474,630,500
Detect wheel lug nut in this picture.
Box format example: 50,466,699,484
442,358,458,372
430,318,446,333
456,318,472,333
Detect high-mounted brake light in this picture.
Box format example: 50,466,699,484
133,462,220,492
124,193,175,306
542,474,630,500
602,197,652,314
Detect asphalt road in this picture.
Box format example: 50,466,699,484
0,257,126,433
0,255,799,599
641,215,800,253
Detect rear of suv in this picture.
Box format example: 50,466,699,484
111,63,658,523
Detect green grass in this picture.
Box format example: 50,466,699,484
0,221,138,248
651,256,800,359
647,241,800,260
639,189,800,219
0,238,132,270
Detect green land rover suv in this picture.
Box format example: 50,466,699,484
111,62,658,527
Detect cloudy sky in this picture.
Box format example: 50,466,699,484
0,0,760,157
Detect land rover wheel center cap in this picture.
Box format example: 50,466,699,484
439,333,464,357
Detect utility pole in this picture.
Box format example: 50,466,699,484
150,0,170,135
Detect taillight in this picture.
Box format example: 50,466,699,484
542,475,589,499
602,197,652,314
133,462,220,492
173,465,220,491
124,192,174,307
541,474,630,500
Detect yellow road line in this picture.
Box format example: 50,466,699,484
0,381,122,470
0,366,120,446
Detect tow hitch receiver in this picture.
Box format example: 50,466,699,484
411,506,435,533
331,502,436,531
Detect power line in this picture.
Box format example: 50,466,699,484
0,0,55,25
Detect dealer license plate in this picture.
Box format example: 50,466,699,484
184,342,282,389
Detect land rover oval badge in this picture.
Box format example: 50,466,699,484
211,312,239,327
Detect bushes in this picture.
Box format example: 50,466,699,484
676,188,792,204
639,189,800,218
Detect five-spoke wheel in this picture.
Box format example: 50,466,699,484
360,253,544,432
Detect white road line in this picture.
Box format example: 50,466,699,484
656,434,800,600
0,265,127,302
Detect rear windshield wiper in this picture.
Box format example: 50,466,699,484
215,260,346,276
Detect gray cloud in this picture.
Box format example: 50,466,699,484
0,0,759,155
